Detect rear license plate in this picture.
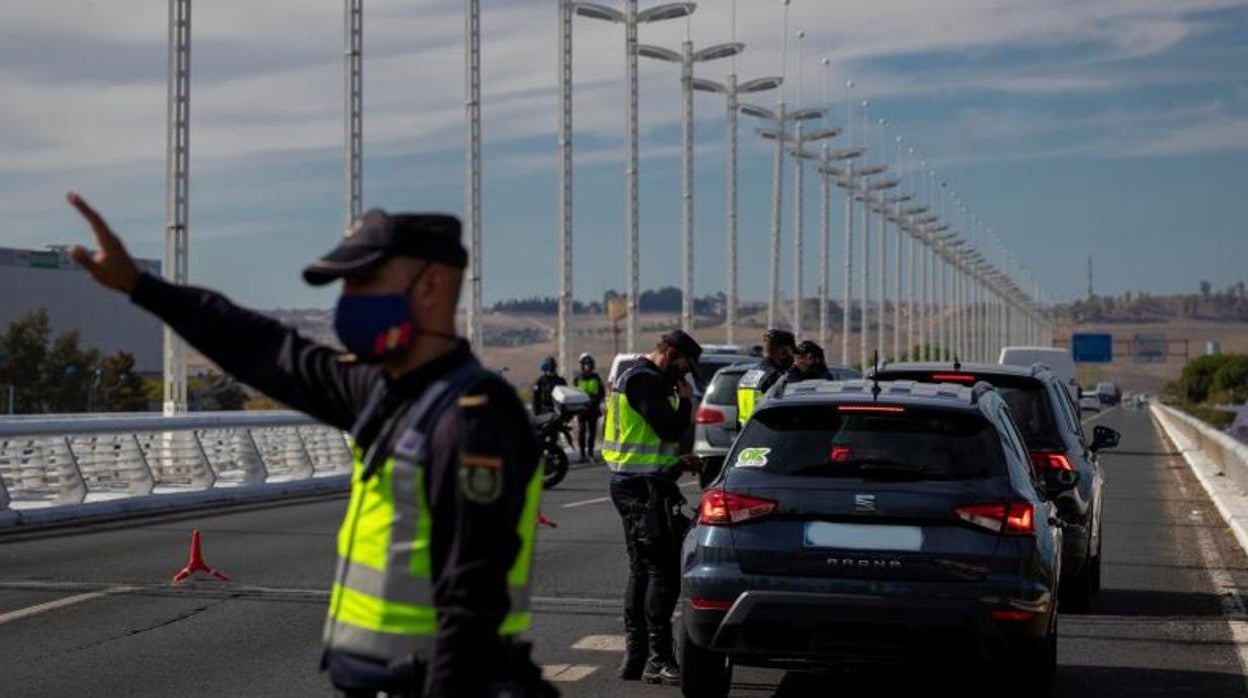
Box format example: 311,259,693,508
803,522,924,551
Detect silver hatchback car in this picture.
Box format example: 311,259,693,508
693,362,754,486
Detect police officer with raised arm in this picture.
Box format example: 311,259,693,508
66,195,554,698
736,329,796,425
602,331,702,685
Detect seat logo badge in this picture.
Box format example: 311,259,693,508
854,494,876,513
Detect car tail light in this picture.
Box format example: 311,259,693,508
699,490,778,526
1030,451,1073,472
837,405,906,414
990,610,1035,622
830,445,852,462
931,373,977,383
690,597,736,611
955,502,1034,535
696,407,726,425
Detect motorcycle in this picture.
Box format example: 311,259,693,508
533,385,589,489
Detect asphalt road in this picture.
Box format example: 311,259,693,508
1,407,1246,696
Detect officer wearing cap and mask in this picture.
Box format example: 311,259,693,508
65,194,554,698
736,328,796,426
786,340,833,383
602,330,702,685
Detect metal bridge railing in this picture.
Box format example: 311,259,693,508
0,412,352,511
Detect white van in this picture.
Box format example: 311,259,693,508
998,346,1080,401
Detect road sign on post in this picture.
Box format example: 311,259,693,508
1071,333,1113,363
1133,333,1167,363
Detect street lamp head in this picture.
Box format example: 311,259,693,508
740,103,777,120
858,164,888,176
792,148,820,161
691,77,727,93
638,3,696,23
757,128,784,141
831,147,865,160
571,2,625,23
694,42,744,62
820,165,845,177
788,107,826,121
637,44,682,62
805,125,841,141
739,76,783,93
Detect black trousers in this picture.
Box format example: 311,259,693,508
608,474,681,639
577,413,599,454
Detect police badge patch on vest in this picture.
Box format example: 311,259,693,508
459,453,504,503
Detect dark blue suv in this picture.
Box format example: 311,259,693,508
871,362,1120,611
681,379,1069,697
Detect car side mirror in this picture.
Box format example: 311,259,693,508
1045,469,1081,494
1090,425,1120,452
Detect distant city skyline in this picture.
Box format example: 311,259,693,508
2,0,1246,311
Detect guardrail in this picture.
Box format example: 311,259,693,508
1152,402,1248,497
0,411,353,512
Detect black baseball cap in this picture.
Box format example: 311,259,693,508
661,330,703,367
303,209,468,286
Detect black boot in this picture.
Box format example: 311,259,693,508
618,631,647,680
642,629,680,685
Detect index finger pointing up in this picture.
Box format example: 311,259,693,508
66,191,120,251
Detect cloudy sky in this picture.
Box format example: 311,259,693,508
3,0,1246,310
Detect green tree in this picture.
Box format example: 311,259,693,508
42,331,100,413
97,352,149,412
1210,355,1248,405
1176,354,1231,403
0,309,52,413
1200,280,1211,299
189,371,248,411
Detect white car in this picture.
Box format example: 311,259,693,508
999,346,1080,402
1078,394,1102,413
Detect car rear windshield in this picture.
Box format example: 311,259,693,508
874,372,1062,451
705,370,745,407
731,405,1007,480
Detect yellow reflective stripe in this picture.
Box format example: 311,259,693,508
330,583,438,635
737,386,758,423
340,451,394,571
500,611,531,636
507,468,542,589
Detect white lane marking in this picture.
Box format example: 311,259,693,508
541,664,599,682
562,478,697,508
1081,406,1118,425
1155,421,1248,691
571,634,626,652
562,496,611,509
0,585,135,626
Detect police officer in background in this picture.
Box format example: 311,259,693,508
66,195,554,698
531,356,567,417
736,329,796,426
574,353,605,462
603,331,703,685
786,340,833,382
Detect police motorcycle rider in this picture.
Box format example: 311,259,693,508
786,340,833,383
66,196,555,698
736,328,797,426
531,356,567,417
603,331,704,685
574,353,605,462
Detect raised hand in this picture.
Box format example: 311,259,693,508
66,192,140,294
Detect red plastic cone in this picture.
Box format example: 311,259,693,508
172,529,232,584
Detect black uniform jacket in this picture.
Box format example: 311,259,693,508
130,272,538,697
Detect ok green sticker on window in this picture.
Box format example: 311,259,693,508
735,447,770,467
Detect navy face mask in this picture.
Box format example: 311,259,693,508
334,270,424,363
